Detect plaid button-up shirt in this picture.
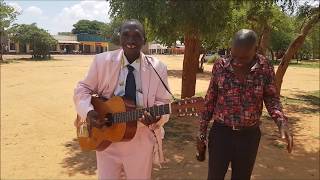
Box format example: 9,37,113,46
200,54,287,137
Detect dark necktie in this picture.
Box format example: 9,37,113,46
125,65,136,104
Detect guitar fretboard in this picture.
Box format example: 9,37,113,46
112,104,171,124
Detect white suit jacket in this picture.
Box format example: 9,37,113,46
73,49,171,164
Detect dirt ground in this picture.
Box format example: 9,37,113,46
1,54,319,180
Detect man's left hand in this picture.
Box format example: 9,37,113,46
279,122,293,153
139,111,161,126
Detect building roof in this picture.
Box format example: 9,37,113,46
53,35,77,41
77,34,110,42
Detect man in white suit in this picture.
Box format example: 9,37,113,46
73,19,171,179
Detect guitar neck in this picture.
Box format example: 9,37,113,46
112,103,172,124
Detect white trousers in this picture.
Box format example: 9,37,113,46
96,126,156,180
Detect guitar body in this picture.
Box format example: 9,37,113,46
77,96,137,151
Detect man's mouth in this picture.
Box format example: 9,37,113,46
126,44,137,49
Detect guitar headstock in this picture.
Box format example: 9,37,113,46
170,96,205,117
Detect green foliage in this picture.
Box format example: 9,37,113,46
294,4,320,59
0,0,19,30
58,32,73,36
108,0,233,46
206,3,250,50
271,59,319,68
71,19,122,45
201,1,297,52
206,54,220,64
270,6,295,52
0,0,20,60
308,23,320,59
9,24,57,59
103,17,123,45
72,19,109,35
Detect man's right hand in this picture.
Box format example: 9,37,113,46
87,110,104,128
196,137,206,162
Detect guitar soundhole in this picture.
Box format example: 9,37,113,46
105,113,113,127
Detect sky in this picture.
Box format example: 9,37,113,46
4,0,319,35
5,0,110,35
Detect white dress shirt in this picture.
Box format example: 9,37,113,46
113,52,143,107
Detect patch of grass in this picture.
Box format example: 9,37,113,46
308,90,320,98
0,59,21,64
272,59,320,69
2,57,65,63
18,57,55,61
206,54,220,64
272,142,285,149
195,91,206,97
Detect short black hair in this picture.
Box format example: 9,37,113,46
232,29,258,48
119,19,146,39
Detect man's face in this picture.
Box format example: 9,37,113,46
120,23,145,60
231,45,256,66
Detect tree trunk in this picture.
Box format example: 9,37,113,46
258,25,271,56
181,33,201,98
275,13,320,96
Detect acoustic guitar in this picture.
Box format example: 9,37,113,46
76,95,205,151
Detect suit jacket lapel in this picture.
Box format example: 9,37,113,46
104,49,123,97
140,53,151,107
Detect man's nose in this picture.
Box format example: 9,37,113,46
127,36,135,44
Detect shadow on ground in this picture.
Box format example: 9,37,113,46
60,91,319,179
61,138,97,176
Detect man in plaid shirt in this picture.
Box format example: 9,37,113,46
196,29,293,180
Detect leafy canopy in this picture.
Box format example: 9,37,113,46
9,23,57,59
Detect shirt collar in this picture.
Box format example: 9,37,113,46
122,53,141,72
224,54,264,72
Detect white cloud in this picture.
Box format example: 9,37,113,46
8,2,22,13
52,0,110,34
24,6,43,16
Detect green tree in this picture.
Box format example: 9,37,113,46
275,4,320,95
309,23,320,59
0,0,19,61
9,23,57,59
72,19,109,35
269,7,295,60
108,0,296,98
101,17,123,45
108,0,234,98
